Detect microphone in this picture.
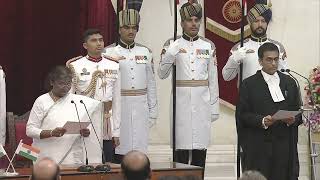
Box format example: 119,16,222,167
281,69,316,108
80,100,111,172
280,69,303,107
71,100,94,172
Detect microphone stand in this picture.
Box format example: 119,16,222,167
285,69,318,180
281,69,303,108
71,100,94,172
80,100,111,172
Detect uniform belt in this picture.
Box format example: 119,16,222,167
176,80,209,87
121,88,147,96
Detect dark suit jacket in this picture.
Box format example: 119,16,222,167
236,70,302,180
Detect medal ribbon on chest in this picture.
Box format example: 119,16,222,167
196,49,210,59
135,55,148,64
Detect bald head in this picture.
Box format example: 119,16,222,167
31,157,60,180
121,150,151,180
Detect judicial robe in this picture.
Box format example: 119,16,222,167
236,70,302,180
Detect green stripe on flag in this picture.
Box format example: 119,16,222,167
0,152,5,158
18,151,37,161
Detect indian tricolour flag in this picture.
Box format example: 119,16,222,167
0,144,7,158
15,141,40,162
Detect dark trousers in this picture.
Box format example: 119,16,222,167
175,149,207,179
103,140,114,163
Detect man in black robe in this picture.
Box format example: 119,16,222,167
236,42,302,180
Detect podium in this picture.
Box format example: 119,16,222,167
0,162,203,180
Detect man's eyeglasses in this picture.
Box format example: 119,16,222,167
264,58,279,64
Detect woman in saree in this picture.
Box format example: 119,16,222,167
26,66,103,165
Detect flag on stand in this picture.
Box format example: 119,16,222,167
15,141,40,162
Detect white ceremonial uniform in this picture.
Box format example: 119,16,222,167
68,56,121,138
222,37,288,82
104,41,158,155
0,66,6,145
158,34,219,150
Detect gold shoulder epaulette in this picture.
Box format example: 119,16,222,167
268,38,287,60
66,56,83,68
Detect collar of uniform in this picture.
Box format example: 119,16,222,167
86,55,102,62
119,39,135,49
251,35,267,43
182,33,199,42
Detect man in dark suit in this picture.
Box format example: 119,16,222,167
236,42,302,180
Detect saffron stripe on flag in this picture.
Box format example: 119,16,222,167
21,143,40,154
18,151,37,162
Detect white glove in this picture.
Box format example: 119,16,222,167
167,41,180,56
231,47,247,64
148,118,156,128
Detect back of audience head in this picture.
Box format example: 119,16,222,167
30,157,60,180
121,150,151,180
239,170,267,180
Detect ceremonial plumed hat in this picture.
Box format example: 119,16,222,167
180,0,202,21
119,9,140,27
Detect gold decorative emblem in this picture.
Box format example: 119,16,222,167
222,0,242,24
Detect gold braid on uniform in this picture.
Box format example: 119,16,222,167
67,64,78,91
79,70,105,98
69,64,105,98
69,64,116,98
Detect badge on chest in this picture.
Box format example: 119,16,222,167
81,68,90,76
135,55,148,64
196,49,210,59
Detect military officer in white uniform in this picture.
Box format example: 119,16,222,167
104,9,158,163
0,66,6,145
66,29,121,163
158,1,219,169
222,3,288,82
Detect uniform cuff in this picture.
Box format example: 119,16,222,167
112,129,120,137
34,129,43,139
262,118,268,129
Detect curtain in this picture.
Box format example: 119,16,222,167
0,0,116,114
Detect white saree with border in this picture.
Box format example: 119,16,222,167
27,93,103,165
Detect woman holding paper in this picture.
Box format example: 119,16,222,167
26,66,103,165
